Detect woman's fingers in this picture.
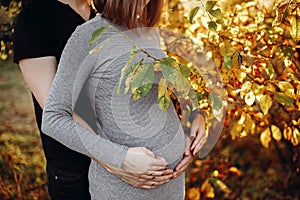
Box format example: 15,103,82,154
120,172,172,190
150,157,168,168
139,168,173,179
139,177,171,189
122,147,168,174
138,178,170,190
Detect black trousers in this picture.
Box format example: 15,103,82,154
47,166,91,200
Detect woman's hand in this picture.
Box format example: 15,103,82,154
121,147,168,174
100,161,173,189
94,147,173,189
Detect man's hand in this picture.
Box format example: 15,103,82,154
190,113,206,156
173,112,206,178
173,135,193,178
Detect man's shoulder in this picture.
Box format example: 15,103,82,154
16,0,54,24
17,1,40,19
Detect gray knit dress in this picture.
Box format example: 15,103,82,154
42,15,185,200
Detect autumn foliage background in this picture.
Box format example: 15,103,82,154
1,0,300,199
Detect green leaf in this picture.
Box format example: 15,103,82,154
219,43,235,57
116,47,138,94
222,57,233,69
209,8,222,19
196,91,208,101
208,21,218,32
159,57,178,84
88,26,110,46
175,71,190,93
274,92,294,107
131,63,155,97
189,6,200,24
283,46,294,59
216,19,224,24
124,61,144,93
159,57,177,67
179,64,191,78
206,1,217,11
209,91,223,111
281,2,290,22
158,78,171,111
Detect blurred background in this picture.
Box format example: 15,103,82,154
0,0,300,199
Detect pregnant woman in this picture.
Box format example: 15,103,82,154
42,0,202,199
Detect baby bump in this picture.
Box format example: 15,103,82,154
97,82,185,169
151,123,185,170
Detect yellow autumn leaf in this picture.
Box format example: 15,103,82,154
260,94,272,115
260,128,272,148
244,114,256,135
291,127,300,146
230,123,243,140
187,187,201,200
0,53,8,61
216,180,231,194
212,170,219,178
283,126,293,140
245,90,255,106
265,83,276,93
289,7,300,41
229,166,242,176
194,160,202,167
240,81,252,98
276,81,295,98
201,179,215,198
252,83,264,96
271,125,282,141
297,85,300,96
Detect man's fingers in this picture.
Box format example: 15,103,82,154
173,168,185,178
152,173,174,182
190,117,199,138
175,155,192,171
191,134,207,156
192,134,206,155
174,156,192,178
191,127,206,151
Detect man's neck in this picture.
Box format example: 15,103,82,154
58,0,88,8
58,0,91,21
